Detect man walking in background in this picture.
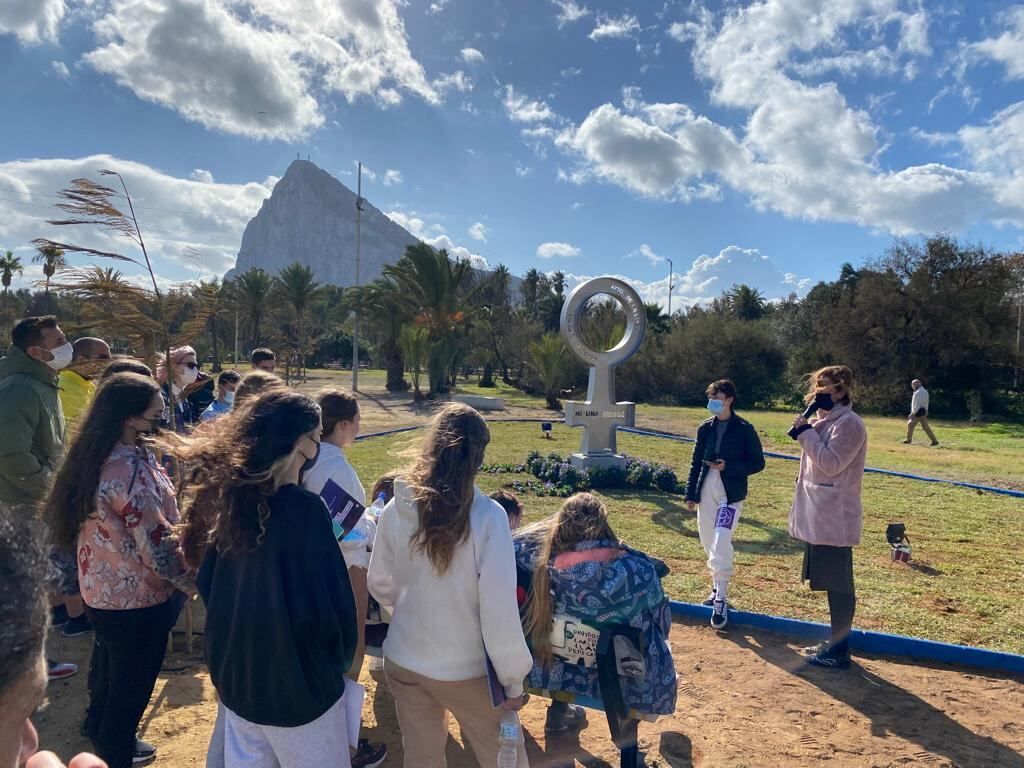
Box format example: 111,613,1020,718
0,316,81,677
58,338,112,430
903,379,939,446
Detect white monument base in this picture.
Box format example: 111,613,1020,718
570,452,628,471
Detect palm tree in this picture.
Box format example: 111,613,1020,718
276,263,323,380
347,276,412,391
382,243,480,396
33,244,66,293
235,268,273,347
725,283,767,321
399,324,430,401
1,251,23,305
644,302,671,334
529,332,567,410
193,279,231,372
521,267,542,318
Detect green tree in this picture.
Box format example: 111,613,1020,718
725,284,767,321
1,251,23,304
275,263,323,381
347,276,411,392
33,244,66,294
399,324,430,401
235,268,273,347
529,332,567,410
382,243,479,396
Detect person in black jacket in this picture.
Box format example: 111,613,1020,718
684,379,765,630
180,390,358,767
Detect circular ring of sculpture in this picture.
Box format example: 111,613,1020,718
560,276,647,367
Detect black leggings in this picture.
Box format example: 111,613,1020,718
826,590,856,657
83,596,180,768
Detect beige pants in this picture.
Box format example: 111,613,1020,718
348,566,368,680
907,414,938,443
384,659,530,768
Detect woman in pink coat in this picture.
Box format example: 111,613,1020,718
789,365,867,669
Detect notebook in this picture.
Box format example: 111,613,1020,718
320,478,367,542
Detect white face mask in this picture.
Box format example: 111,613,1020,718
178,365,199,387
42,342,74,371
223,391,235,405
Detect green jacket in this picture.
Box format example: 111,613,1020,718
0,345,66,506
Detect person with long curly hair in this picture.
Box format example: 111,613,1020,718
367,403,531,768
181,390,358,767
43,373,192,768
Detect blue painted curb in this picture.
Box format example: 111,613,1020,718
669,601,1024,675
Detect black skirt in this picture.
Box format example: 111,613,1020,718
802,543,854,593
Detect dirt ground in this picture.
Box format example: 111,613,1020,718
38,613,1024,768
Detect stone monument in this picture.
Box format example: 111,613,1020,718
560,276,647,470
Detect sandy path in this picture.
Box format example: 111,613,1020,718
38,615,1024,767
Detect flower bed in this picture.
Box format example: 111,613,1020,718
480,451,684,497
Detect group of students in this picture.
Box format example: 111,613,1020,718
0,313,872,768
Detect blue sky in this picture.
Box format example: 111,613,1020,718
2,0,1024,308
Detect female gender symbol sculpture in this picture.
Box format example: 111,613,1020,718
560,276,647,469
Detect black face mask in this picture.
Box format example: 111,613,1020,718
300,440,321,477
136,417,162,435
814,391,835,411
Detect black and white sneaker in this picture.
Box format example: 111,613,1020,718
800,641,829,657
807,648,851,670
133,737,157,765
351,739,387,768
701,589,717,607
710,599,728,630
51,605,69,628
545,703,588,735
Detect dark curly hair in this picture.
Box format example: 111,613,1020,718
178,390,320,567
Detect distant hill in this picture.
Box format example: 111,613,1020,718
228,159,515,295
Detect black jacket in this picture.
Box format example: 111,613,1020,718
685,414,766,504
198,484,357,727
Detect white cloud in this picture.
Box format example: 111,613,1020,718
537,2,1023,234
0,0,65,44
433,71,473,94
964,6,1024,80
460,47,484,63
382,169,403,186
514,162,533,177
190,168,214,183
561,245,810,311
502,85,555,123
632,243,663,266
537,241,580,259
0,155,274,287
468,222,488,242
385,210,490,270
551,0,590,28
82,0,450,141
50,60,70,80
428,0,451,14
588,13,639,41
560,65,583,78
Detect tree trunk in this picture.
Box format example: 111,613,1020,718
381,336,408,391
211,316,222,373
481,362,495,387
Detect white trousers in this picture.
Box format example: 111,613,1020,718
697,469,743,583
206,695,352,768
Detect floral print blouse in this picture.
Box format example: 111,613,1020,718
77,443,193,610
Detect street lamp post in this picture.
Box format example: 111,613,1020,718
352,162,364,391
666,257,674,318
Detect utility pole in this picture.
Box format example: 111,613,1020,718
352,162,364,391
1016,288,1022,390
233,303,239,366
666,257,674,318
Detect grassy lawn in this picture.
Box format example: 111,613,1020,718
347,421,1024,655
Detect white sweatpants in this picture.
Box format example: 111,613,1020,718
207,695,352,768
697,469,743,583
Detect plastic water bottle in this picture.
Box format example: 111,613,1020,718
497,711,521,768
368,492,387,521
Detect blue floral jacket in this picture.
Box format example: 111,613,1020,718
513,537,677,716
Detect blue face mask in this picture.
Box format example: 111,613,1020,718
707,399,725,415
